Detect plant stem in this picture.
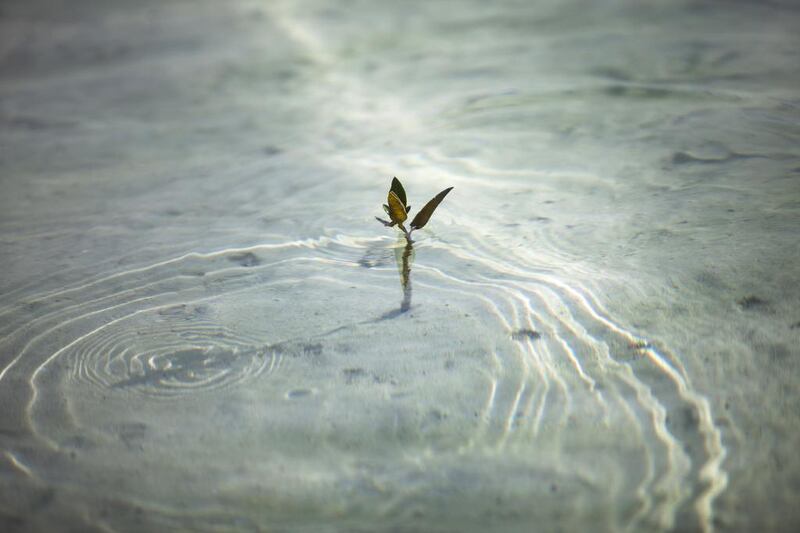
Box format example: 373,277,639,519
399,224,414,243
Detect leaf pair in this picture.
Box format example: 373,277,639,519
378,177,453,233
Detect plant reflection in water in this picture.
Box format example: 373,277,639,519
376,177,453,314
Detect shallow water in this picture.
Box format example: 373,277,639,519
1,0,799,532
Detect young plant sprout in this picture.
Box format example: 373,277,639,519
375,177,453,241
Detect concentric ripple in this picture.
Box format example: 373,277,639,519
0,233,726,533
66,310,276,397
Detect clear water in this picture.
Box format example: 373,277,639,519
1,0,799,531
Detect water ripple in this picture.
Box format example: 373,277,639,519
0,232,726,532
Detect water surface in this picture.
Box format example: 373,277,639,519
1,0,799,531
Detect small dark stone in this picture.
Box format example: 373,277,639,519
302,343,322,356
428,409,446,421
511,329,542,341
682,406,700,431
737,295,768,310
287,388,312,399
342,368,366,384
671,151,706,165
228,252,260,267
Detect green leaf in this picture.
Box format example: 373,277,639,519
390,177,408,210
409,187,453,230
387,190,408,225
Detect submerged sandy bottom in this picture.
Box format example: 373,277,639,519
1,1,799,532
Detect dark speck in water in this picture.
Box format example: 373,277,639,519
287,388,312,399
228,252,261,267
428,408,447,421
511,329,541,341
262,145,281,156
737,295,768,310
681,407,700,432
303,343,323,356
790,321,800,330
343,368,366,383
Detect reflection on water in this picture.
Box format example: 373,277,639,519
396,236,414,313
1,0,799,531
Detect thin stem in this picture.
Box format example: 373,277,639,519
399,224,414,243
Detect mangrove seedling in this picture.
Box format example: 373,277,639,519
375,177,453,241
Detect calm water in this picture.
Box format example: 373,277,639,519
1,1,799,531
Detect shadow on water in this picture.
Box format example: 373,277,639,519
264,235,417,349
